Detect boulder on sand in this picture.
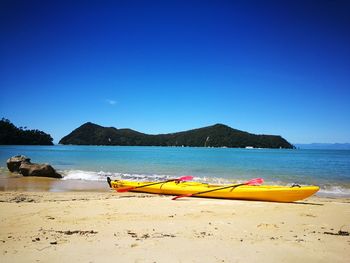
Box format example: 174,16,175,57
7,155,62,179
19,162,62,178
6,155,31,173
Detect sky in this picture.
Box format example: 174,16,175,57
1,0,349,144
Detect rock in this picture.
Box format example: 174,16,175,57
19,162,62,178
6,155,62,179
7,155,31,172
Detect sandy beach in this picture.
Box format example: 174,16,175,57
1,190,349,263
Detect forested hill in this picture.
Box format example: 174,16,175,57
59,122,294,149
0,118,53,145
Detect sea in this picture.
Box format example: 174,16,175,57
0,145,350,197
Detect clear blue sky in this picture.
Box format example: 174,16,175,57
1,0,349,144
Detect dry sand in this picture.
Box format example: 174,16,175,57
0,191,349,263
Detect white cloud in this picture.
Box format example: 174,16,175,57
106,99,117,105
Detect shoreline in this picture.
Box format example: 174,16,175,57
1,145,350,198
0,175,110,192
1,191,349,262
1,173,350,199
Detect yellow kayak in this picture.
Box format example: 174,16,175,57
107,178,319,202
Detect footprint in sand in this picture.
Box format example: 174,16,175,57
257,223,279,228
300,213,317,218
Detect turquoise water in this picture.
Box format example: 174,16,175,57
1,145,350,196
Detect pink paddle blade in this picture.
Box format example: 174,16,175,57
246,178,264,185
171,193,193,200
177,176,193,181
116,187,134,193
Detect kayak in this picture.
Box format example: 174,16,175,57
107,178,320,202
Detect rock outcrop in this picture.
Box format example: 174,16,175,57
7,155,31,173
7,155,62,178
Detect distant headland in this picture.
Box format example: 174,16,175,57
59,122,294,149
0,118,53,145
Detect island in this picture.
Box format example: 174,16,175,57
0,118,53,145
59,122,294,149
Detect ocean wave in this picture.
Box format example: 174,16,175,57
61,170,172,182
60,169,234,184
61,170,115,181
318,186,350,197
59,169,350,198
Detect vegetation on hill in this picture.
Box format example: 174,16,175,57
0,118,53,145
59,122,294,149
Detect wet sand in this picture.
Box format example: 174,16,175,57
0,190,349,263
0,175,109,192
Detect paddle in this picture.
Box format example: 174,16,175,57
116,175,194,193
172,178,264,200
